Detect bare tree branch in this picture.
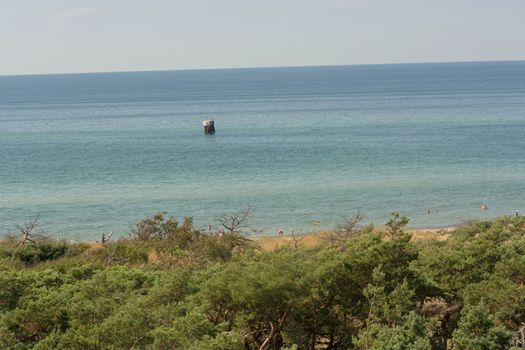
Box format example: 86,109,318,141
512,322,525,349
324,211,365,245
13,217,43,248
289,230,307,249
217,207,253,235
101,231,113,244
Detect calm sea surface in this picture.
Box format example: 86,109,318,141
1,62,525,239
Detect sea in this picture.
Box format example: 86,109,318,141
1,61,525,240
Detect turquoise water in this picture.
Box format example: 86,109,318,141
1,62,525,239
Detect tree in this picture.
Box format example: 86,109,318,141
217,207,253,235
325,211,368,245
385,212,409,239
452,303,511,350
289,230,307,249
130,212,200,248
355,312,432,350
100,231,112,244
12,217,43,247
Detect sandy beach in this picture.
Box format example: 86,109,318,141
253,227,454,250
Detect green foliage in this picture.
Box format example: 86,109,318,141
462,238,525,328
130,212,200,247
12,240,68,264
150,311,243,350
452,303,511,350
385,212,410,238
1,214,524,349
355,312,432,350
94,240,150,265
0,239,89,269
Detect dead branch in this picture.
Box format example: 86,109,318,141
513,322,525,349
336,211,364,238
13,217,43,248
289,230,307,249
218,207,253,235
101,231,113,244
324,211,365,245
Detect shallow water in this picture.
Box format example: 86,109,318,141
1,61,525,239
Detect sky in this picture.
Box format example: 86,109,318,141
1,0,524,75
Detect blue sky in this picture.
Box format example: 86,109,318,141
1,0,524,75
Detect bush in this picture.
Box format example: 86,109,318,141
12,241,68,264
1,215,524,349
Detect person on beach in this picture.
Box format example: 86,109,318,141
278,229,284,236
516,210,520,217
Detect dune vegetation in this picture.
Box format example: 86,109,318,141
1,212,525,349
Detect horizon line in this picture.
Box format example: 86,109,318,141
1,58,524,78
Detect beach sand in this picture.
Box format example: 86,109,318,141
253,227,453,250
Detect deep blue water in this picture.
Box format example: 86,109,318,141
1,61,525,239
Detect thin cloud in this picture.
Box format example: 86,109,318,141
55,7,96,20
332,0,369,8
